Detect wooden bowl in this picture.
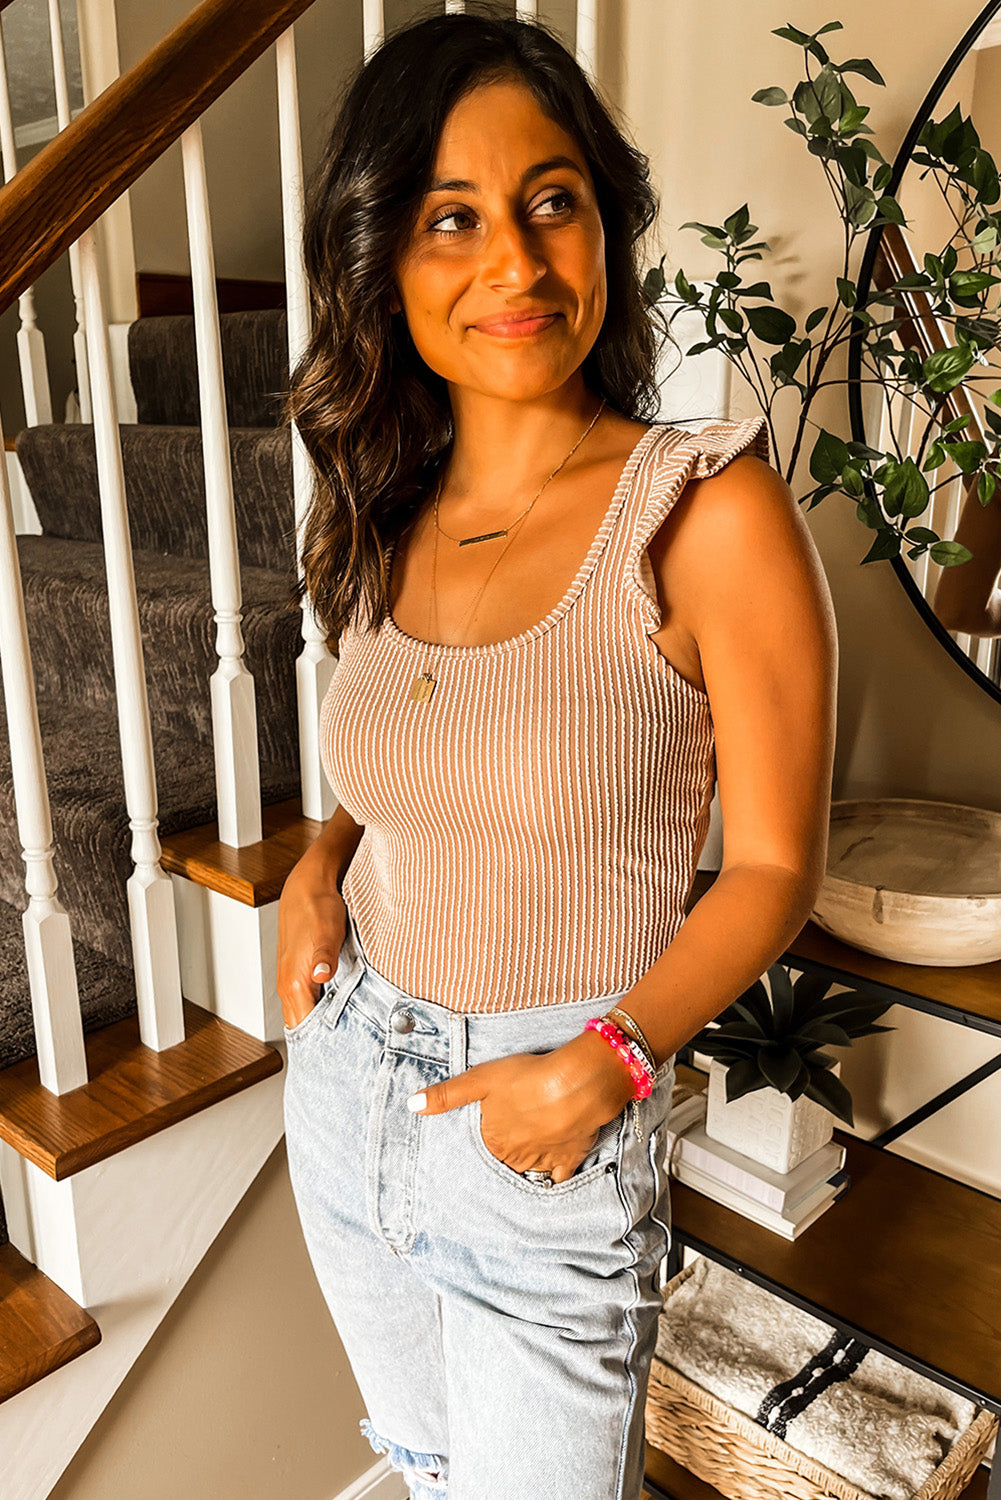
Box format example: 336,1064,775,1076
811,798,1001,965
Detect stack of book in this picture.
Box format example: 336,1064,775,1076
665,1086,851,1240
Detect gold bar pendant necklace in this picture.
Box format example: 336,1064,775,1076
409,398,606,703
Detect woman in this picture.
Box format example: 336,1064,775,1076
277,9,837,1500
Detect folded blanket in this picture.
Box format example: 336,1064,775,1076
654,1257,979,1500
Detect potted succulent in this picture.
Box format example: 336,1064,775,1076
691,964,894,1173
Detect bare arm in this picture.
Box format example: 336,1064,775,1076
277,801,365,1027
594,451,839,1070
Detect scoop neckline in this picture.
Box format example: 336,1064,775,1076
381,420,664,659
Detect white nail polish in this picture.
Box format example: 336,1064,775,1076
407,1093,426,1113
313,963,331,977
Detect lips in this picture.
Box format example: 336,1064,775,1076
472,310,561,338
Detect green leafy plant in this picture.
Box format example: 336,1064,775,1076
691,964,894,1127
643,19,1001,569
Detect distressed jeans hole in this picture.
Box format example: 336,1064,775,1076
360,1416,448,1499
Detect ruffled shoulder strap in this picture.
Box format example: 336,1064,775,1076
622,415,770,633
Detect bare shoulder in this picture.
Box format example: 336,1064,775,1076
650,452,833,628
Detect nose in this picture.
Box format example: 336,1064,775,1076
482,216,546,292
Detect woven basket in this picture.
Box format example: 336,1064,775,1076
646,1262,998,1500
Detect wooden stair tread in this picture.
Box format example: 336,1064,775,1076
0,999,282,1179
159,797,321,906
0,1242,100,1403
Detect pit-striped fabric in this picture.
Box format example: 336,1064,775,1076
319,415,770,1013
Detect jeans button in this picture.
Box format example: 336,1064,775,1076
391,1009,415,1034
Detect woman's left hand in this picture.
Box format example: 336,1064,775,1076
407,1029,637,1183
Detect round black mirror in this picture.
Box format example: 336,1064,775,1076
850,1,1001,710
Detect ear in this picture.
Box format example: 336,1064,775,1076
389,290,402,316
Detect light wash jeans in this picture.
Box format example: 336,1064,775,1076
282,907,676,1500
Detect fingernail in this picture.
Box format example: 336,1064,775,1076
407,1093,426,1113
313,963,331,977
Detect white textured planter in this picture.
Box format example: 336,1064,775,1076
704,1058,839,1174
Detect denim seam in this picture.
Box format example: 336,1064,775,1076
610,1140,643,1500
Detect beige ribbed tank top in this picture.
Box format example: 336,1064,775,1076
319,415,770,1013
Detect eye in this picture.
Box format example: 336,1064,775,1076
426,189,578,239
428,206,478,237
535,189,576,217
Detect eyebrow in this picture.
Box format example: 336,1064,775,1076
426,155,585,194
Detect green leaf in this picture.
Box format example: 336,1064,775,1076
930,539,973,566
734,979,775,1035
723,205,752,240
745,304,798,344
922,345,975,393
804,1068,855,1128
836,277,857,307
679,220,725,239
716,270,741,289
768,966,796,1035
642,265,666,304
758,1045,806,1094
840,464,865,498
810,429,851,484
978,471,996,505
805,306,829,333
941,440,987,474
753,86,789,106
723,1056,769,1103
796,1020,852,1048
873,195,905,225
772,25,813,45
839,57,885,86
882,458,928,518
860,529,901,563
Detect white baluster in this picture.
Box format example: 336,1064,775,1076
515,0,539,17
0,24,52,426
363,0,384,59
444,0,465,12
47,0,90,421
277,25,336,823
0,406,87,1092
180,120,263,847
575,0,598,78
77,227,185,1051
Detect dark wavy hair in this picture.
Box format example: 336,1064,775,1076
285,2,667,650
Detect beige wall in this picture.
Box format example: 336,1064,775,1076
49,3,1001,1497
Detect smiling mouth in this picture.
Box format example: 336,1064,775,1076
472,313,561,338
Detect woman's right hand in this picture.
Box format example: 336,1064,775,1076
277,853,349,1032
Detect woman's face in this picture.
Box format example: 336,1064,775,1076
391,76,607,406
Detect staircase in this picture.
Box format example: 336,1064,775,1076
1,305,299,1075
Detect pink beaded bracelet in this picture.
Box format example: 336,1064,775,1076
584,1016,654,1099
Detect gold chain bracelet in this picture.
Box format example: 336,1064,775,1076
605,1005,658,1074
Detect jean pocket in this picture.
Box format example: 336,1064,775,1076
282,979,336,1042
468,1099,626,1194
283,947,365,1044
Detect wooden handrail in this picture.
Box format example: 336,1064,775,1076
0,0,316,318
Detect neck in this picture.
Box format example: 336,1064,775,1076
443,386,605,504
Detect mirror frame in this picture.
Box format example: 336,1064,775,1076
848,0,1001,710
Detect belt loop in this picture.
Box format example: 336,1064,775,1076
448,1010,468,1079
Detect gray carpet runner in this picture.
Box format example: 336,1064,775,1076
0,307,298,1247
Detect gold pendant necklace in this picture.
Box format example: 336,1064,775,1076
408,398,606,702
